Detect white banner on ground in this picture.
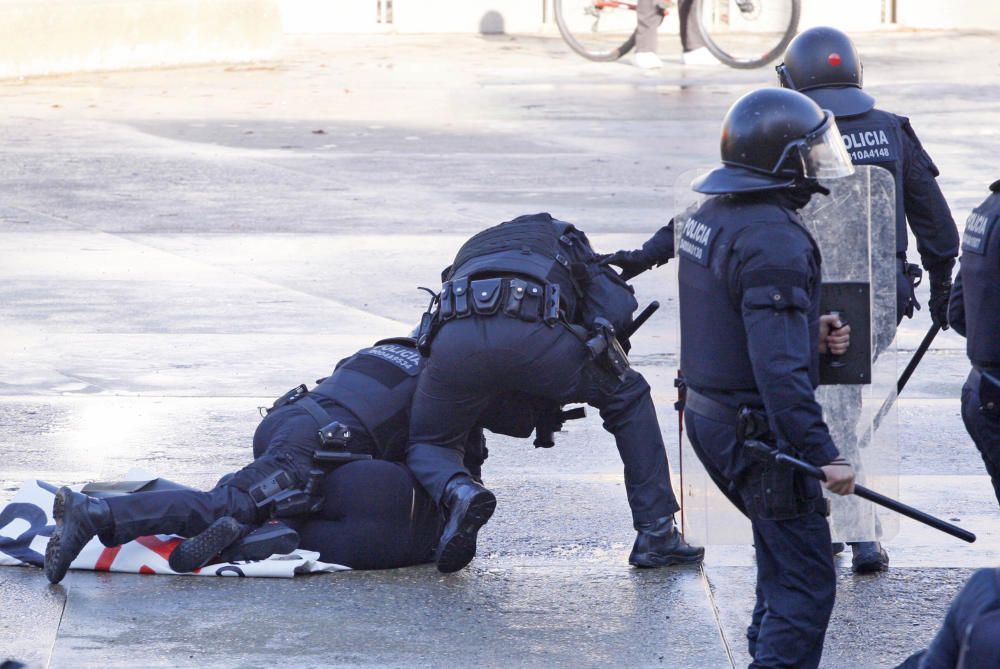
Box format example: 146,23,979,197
0,475,349,578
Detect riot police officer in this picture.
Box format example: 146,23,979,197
776,26,961,573
44,337,490,584
618,88,857,668
895,568,1000,669
406,212,703,574
948,180,1000,510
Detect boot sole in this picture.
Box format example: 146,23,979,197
45,488,77,584
168,517,245,573
629,549,705,568
220,525,300,563
436,491,496,574
852,559,889,574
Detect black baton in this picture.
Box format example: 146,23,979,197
745,440,976,544
623,300,660,339
897,322,941,395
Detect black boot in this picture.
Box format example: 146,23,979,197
435,476,496,574
220,519,300,564
168,517,247,573
629,515,705,568
850,541,889,573
45,487,113,584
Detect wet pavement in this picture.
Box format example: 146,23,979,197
1,30,999,668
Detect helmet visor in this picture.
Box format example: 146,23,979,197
796,112,854,179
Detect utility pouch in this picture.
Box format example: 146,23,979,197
439,282,455,320
519,280,545,322
503,278,528,318
453,278,471,317
471,278,503,315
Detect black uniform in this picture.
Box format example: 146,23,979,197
948,180,1000,508
96,340,480,567
834,108,960,322
676,190,838,668
407,213,680,527
896,568,1000,669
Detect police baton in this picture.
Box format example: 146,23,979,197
744,440,976,544
623,301,660,340
897,322,941,395
862,322,941,445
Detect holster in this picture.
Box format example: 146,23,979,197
740,451,829,521
739,412,828,520
585,317,630,381
899,258,924,319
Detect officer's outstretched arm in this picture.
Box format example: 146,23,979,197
601,220,675,280
947,269,967,337
735,225,839,468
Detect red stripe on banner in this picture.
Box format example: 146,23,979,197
139,565,155,575
94,545,121,571
135,535,182,561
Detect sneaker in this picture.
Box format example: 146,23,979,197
634,51,663,70
682,47,720,66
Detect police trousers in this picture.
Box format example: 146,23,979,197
685,408,835,669
102,402,370,546
406,315,680,525
961,369,1000,508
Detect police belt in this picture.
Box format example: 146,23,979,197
683,387,743,425
438,275,560,325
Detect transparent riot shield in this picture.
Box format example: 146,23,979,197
671,168,751,545
671,166,898,545
802,165,899,544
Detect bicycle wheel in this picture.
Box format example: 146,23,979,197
554,0,640,62
694,0,800,69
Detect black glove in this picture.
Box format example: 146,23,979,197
599,249,653,281
928,270,952,330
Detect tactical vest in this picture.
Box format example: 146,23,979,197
836,109,907,254
678,196,822,391
959,186,1000,367
310,338,424,461
448,213,587,320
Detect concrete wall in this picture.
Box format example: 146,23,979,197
0,0,281,79
896,0,1000,29
278,0,1000,34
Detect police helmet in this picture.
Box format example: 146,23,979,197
776,26,876,117
692,88,855,195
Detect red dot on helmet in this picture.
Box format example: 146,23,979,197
828,52,842,66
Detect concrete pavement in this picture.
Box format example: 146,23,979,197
1,31,999,668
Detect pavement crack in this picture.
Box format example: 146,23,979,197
699,564,737,669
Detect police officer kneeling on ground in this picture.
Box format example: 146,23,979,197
776,26,961,573
948,180,1000,510
44,337,488,584
406,212,703,573
617,88,856,668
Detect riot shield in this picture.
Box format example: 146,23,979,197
802,165,899,544
671,166,898,545
671,168,750,545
